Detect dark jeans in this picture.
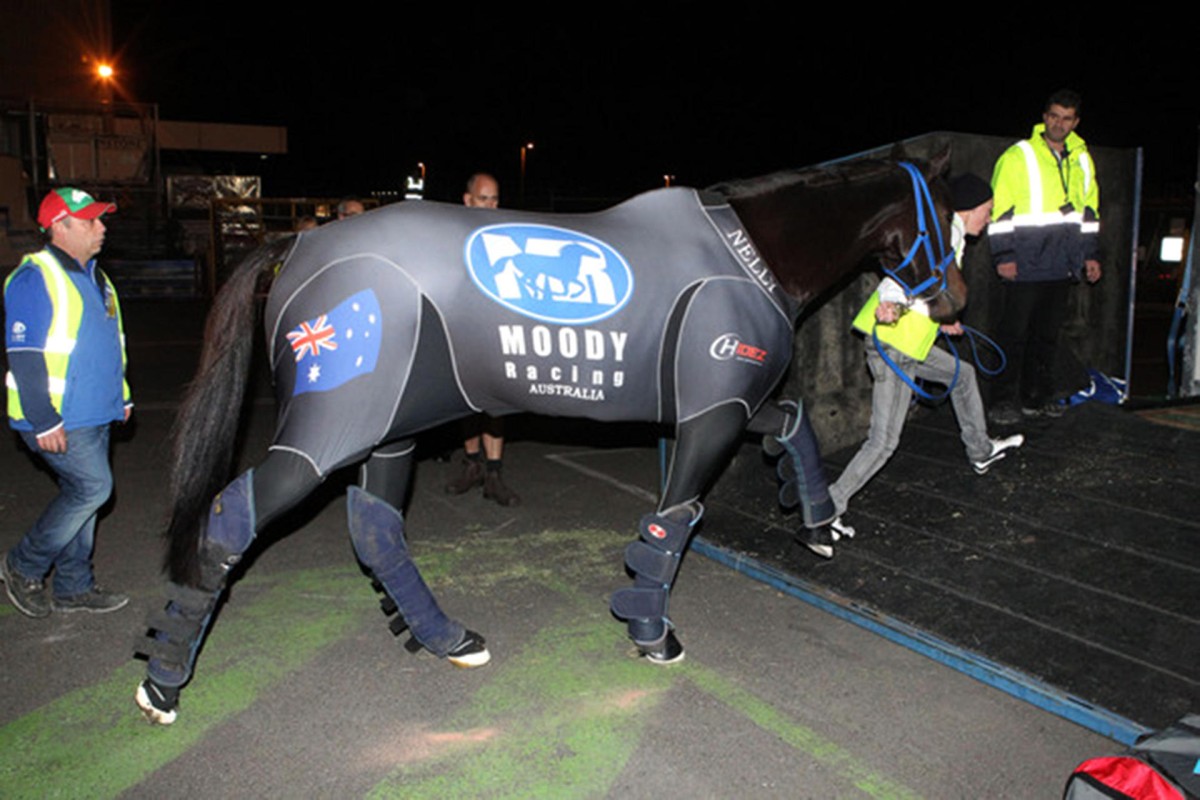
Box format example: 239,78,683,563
992,280,1069,409
12,425,113,596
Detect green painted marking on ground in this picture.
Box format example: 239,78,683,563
0,524,922,798
368,611,672,800
682,663,923,800
413,526,627,594
0,567,370,800
376,526,920,799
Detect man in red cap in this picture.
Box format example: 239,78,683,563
1,187,132,617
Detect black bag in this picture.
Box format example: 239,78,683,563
1064,715,1200,799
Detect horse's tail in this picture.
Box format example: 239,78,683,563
165,237,294,584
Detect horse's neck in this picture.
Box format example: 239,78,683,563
731,178,904,306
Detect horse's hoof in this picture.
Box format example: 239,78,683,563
796,526,835,559
639,630,685,665
446,630,491,668
135,679,179,726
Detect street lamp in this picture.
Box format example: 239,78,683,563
520,142,534,207
95,61,115,106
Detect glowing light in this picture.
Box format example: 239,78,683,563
96,63,114,80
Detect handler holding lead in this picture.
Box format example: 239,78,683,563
826,175,1023,554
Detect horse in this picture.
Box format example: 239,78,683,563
133,152,963,725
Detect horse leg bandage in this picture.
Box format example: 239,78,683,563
772,402,835,528
138,582,219,687
346,486,464,657
609,502,702,644
138,471,258,687
198,470,257,592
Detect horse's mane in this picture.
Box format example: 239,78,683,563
708,158,904,200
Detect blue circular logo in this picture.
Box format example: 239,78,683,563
464,223,634,325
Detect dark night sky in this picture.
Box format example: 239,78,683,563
109,5,1198,204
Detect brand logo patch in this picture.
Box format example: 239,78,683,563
464,224,633,325
647,523,667,540
10,321,26,343
709,333,767,365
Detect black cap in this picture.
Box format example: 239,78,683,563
949,174,992,211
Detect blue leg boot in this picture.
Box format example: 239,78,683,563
347,487,488,668
609,502,702,665
136,470,257,725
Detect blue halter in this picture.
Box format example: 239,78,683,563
869,162,1005,402
881,162,955,300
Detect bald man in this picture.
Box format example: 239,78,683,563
336,198,365,220
446,173,520,506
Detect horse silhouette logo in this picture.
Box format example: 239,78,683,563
464,223,634,325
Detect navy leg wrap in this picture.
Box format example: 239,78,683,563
772,402,835,528
610,502,701,645
346,486,464,657
139,583,218,687
140,471,257,688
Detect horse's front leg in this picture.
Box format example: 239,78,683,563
610,403,749,665
350,440,489,669
749,399,843,557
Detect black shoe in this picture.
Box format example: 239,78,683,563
446,630,491,668
1022,401,1066,419
0,553,50,618
54,585,130,614
445,457,485,495
135,679,179,725
987,403,1022,426
483,469,521,507
638,629,685,665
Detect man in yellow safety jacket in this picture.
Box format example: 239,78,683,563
987,89,1101,424
2,187,132,617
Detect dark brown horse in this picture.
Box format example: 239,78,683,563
134,153,962,725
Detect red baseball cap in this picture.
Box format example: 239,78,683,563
37,187,117,231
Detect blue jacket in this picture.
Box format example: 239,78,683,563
5,245,130,434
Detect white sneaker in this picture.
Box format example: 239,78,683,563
830,517,855,541
972,434,1024,475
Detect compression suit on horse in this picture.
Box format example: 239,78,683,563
137,187,833,704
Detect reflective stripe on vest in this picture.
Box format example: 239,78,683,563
5,251,85,421
1015,139,1092,215
1016,140,1044,213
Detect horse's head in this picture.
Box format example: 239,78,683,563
875,150,967,322
713,150,968,316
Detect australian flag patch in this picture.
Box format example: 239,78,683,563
287,289,381,396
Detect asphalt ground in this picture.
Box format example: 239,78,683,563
0,301,1116,798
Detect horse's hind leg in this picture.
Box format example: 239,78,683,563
136,451,320,724
349,441,489,667
610,404,748,664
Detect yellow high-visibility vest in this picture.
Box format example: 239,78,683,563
5,250,129,422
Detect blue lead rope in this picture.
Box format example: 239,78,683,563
871,322,1006,402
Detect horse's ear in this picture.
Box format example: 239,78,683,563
926,144,952,179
